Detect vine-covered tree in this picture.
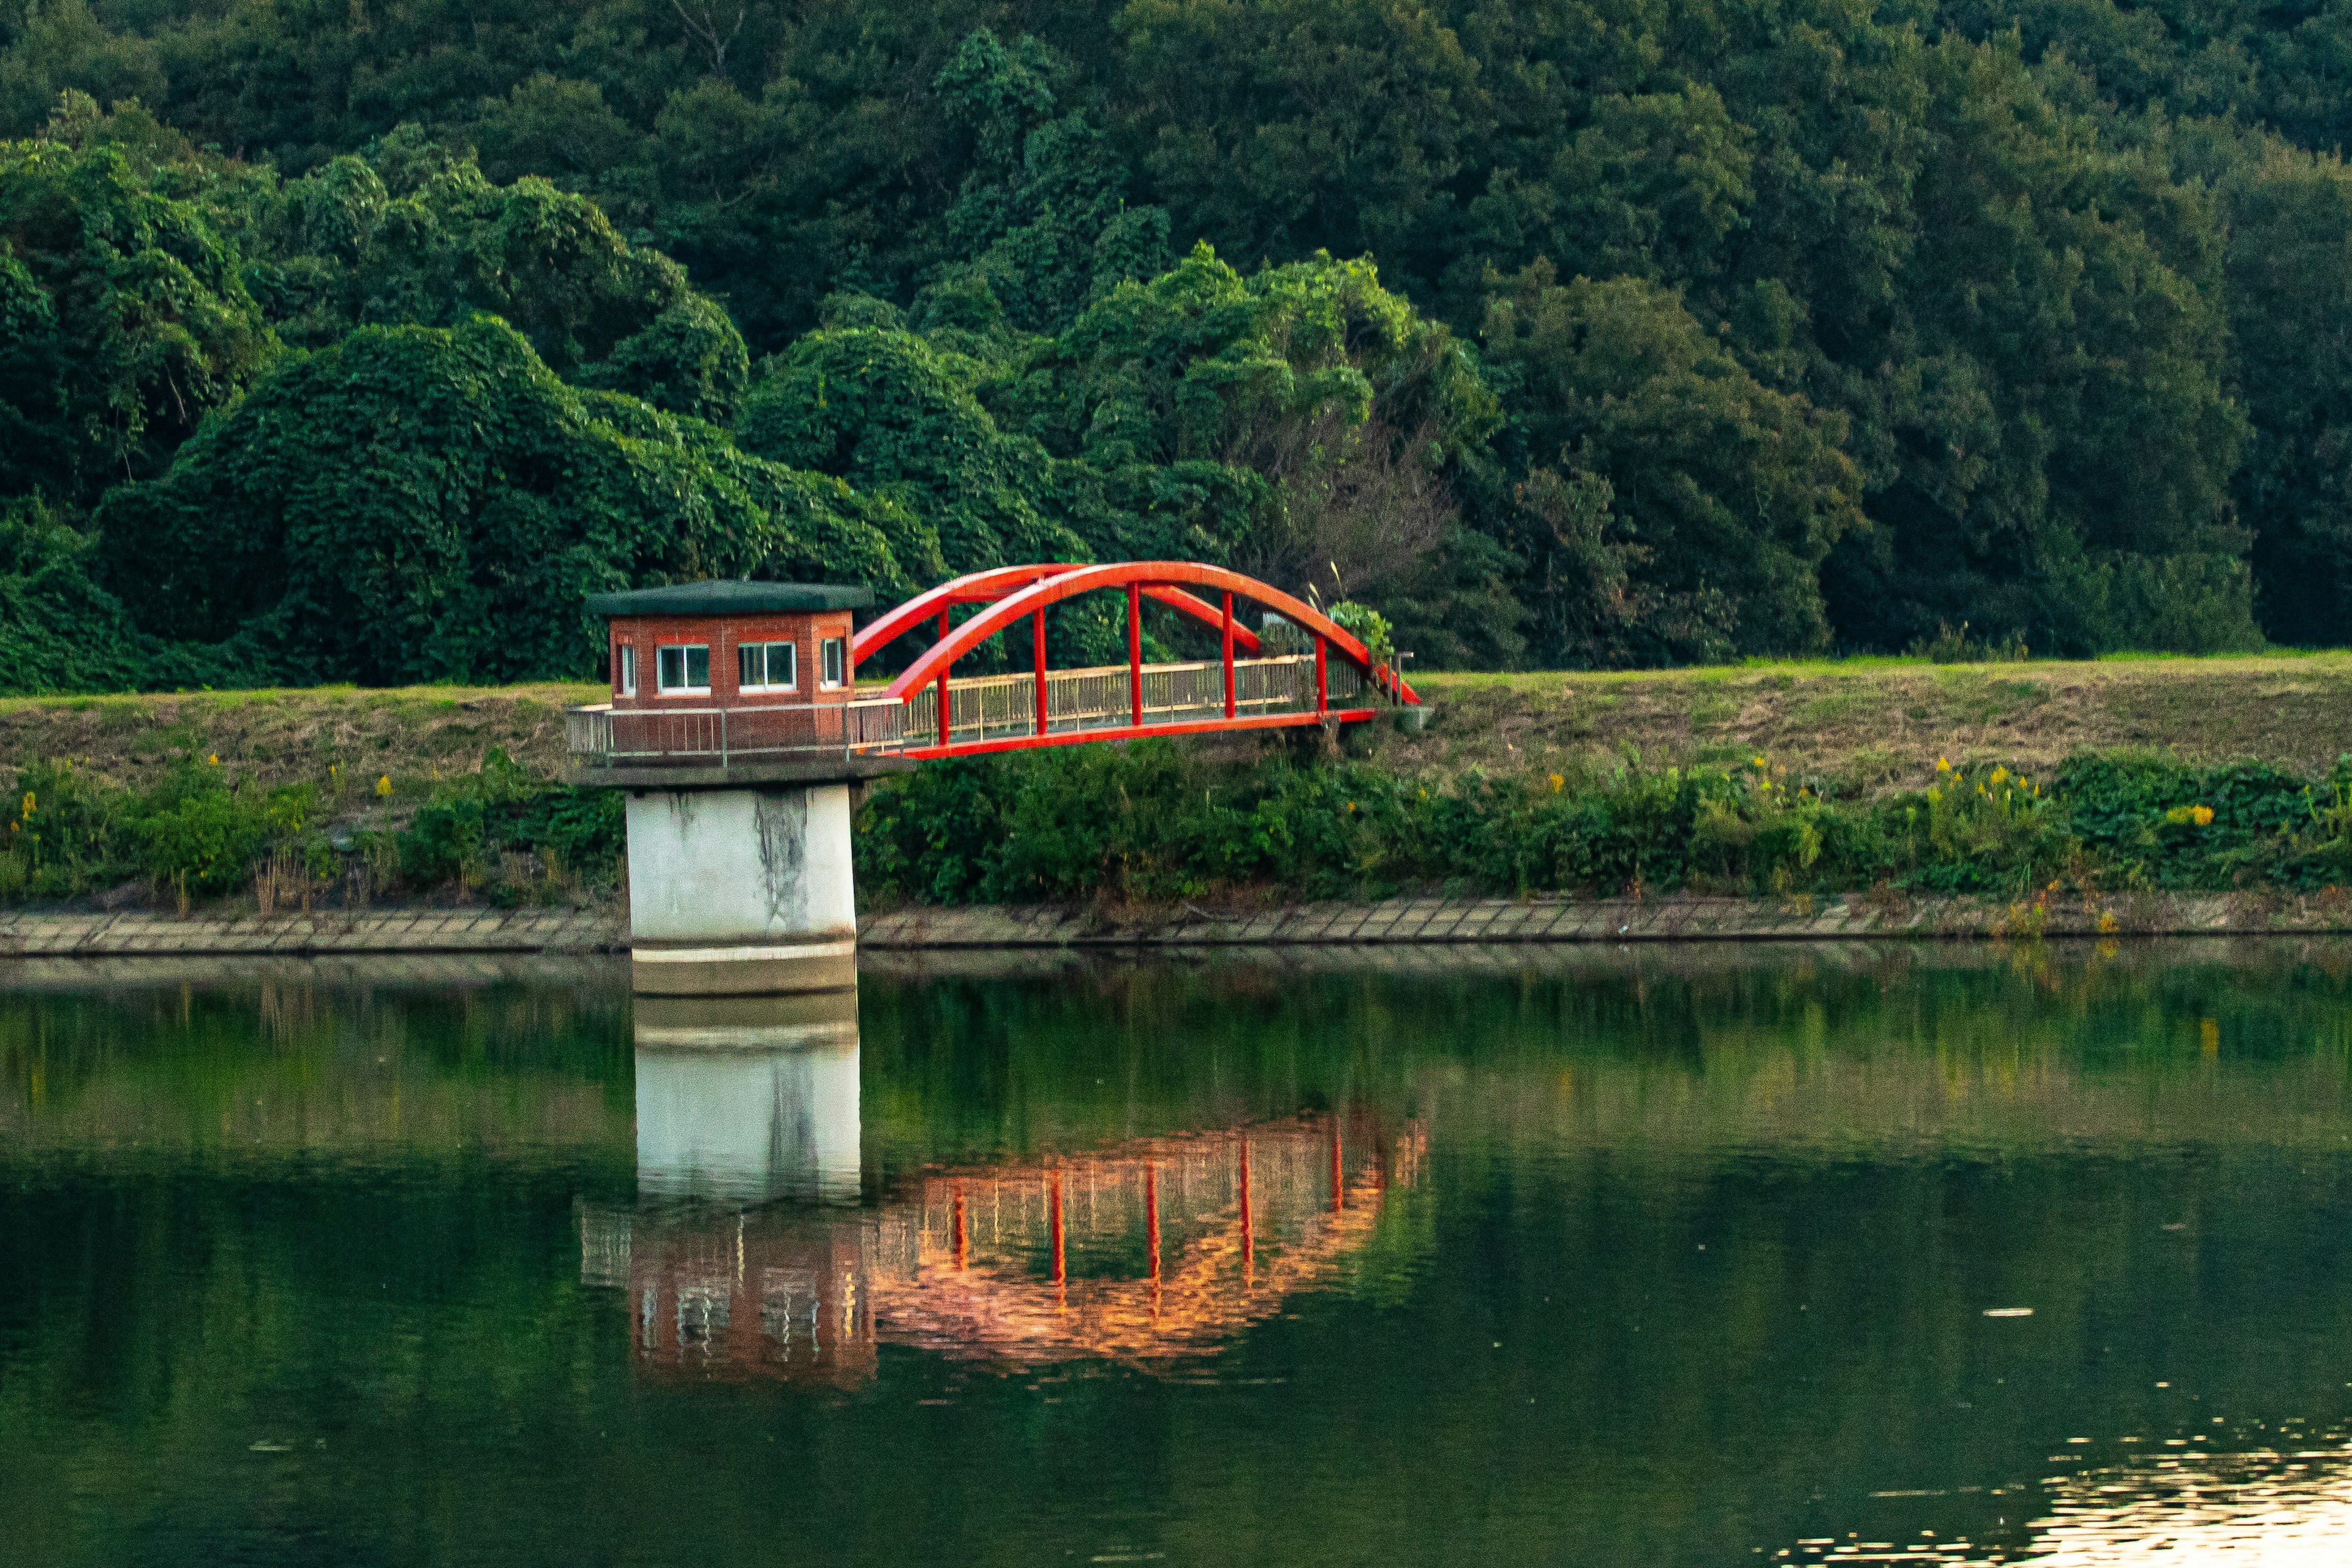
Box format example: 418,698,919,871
15,0,2352,674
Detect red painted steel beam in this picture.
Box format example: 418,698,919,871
897,708,1381,760
935,608,951,748
853,564,1085,661
853,565,1265,662
883,563,1419,704
1143,586,1265,656
1031,608,1048,736
1126,581,1142,727
1221,590,1235,721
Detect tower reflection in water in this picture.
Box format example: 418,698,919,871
581,993,1425,1385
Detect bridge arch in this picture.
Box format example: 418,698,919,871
850,560,1417,758
852,563,1269,668
865,561,1416,705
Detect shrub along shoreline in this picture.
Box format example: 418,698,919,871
4,711,2352,919
854,744,2352,910
1,748,621,914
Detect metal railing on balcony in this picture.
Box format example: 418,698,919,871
565,654,1371,767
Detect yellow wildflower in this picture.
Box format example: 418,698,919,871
1548,773,1565,794
1753,755,1767,769
206,753,219,765
1989,765,2008,786
2191,804,2215,826
375,775,393,797
19,792,31,816
1936,756,1951,772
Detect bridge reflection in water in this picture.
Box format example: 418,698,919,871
582,993,1425,1384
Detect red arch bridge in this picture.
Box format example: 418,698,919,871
564,561,1422,769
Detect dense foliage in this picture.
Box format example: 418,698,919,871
856,741,2352,905
0,747,624,907
8,732,2352,911
12,0,2352,684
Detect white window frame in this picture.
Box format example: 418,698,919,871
738,640,797,693
820,636,847,690
614,643,636,698
655,643,710,696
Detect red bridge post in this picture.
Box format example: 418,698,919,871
935,609,952,747
1032,608,1048,739
1221,591,1236,720
1314,634,1328,715
1126,582,1143,728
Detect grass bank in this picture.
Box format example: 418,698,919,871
1,658,2350,914
1370,652,2352,786
0,686,612,913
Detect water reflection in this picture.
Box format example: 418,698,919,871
2027,1443,2352,1564
596,987,1426,1379
20,944,2352,1566
632,993,862,1202
1769,1441,2352,1563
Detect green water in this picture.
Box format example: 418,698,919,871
10,943,2352,1565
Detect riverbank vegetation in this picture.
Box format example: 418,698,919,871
0,741,620,913
4,668,2352,912
17,3,2352,681
855,743,2352,907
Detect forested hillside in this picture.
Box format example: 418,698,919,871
7,0,2352,690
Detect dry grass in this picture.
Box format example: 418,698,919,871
2,655,2346,799
1359,653,2352,791
0,684,603,791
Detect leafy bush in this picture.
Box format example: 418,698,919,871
859,744,2352,907
0,748,622,908
396,750,625,899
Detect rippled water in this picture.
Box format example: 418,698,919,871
10,941,2352,1564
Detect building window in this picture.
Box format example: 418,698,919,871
820,637,847,689
655,644,710,695
738,641,797,692
614,643,636,698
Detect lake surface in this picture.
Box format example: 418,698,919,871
10,942,2352,1565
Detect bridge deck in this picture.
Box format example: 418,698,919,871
565,652,1377,769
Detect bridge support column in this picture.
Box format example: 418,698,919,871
625,783,858,996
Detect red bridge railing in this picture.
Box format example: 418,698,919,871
564,562,1418,768
859,560,1418,760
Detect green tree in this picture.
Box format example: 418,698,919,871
1484,264,1864,661
734,296,1076,581
265,145,753,421
95,315,921,685
2218,139,2352,646
0,130,276,507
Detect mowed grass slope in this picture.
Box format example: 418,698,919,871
0,655,2346,796
1365,654,2352,789
0,685,603,791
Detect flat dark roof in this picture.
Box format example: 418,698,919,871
586,581,875,617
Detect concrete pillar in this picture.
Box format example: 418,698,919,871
625,783,857,995
633,991,862,1202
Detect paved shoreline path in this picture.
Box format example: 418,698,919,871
4,891,2352,958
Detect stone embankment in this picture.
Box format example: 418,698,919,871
858,891,2352,947
2,889,2351,959
0,907,624,958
